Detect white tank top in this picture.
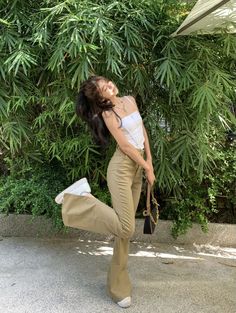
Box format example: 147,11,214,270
120,97,145,149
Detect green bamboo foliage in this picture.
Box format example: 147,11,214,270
0,0,235,197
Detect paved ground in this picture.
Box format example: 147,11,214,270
0,237,236,313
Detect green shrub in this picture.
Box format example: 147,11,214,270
0,159,67,230
1,0,235,192
158,139,236,238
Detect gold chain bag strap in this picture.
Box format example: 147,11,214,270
143,181,160,234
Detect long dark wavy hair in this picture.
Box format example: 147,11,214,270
75,75,122,148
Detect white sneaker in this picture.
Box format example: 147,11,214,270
117,296,131,308
55,177,91,204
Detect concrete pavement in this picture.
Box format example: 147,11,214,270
0,236,236,313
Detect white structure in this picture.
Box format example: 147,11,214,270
171,0,236,36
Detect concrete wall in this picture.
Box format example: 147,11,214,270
1,214,236,247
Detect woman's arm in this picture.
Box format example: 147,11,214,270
128,96,155,185
142,123,152,162
127,95,153,162
101,110,151,171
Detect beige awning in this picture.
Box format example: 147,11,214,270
171,0,236,36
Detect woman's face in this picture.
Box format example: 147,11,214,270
97,79,119,100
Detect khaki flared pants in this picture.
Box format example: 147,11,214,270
62,144,144,302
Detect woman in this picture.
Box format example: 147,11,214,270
55,75,156,308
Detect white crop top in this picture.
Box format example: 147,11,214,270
120,98,145,149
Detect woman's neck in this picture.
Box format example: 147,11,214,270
110,95,124,106
110,96,128,112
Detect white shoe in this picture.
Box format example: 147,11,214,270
117,296,131,308
55,177,91,204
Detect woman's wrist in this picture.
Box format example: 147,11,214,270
144,162,151,171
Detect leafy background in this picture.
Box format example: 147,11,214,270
0,0,235,237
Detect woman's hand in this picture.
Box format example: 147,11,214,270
144,160,156,187
145,167,156,187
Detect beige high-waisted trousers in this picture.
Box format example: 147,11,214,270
62,144,144,302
